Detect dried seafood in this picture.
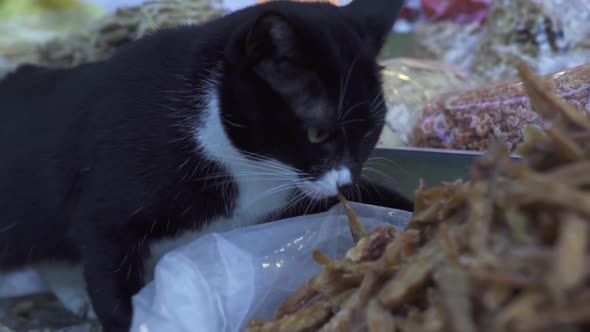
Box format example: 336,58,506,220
0,0,225,75
378,58,480,148
244,63,590,332
337,192,367,243
410,62,590,152
413,0,590,82
36,0,225,69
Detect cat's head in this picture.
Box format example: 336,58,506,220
219,0,405,199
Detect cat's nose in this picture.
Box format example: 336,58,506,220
336,167,352,189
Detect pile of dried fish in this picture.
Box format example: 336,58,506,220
413,0,590,82
0,0,225,76
377,58,479,148
245,63,590,332
36,0,225,68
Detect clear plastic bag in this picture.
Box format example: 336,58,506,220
377,58,480,148
0,267,48,298
130,202,412,332
413,0,590,82
409,63,590,152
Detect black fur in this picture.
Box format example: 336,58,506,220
0,0,410,331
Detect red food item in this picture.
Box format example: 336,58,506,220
420,0,492,25
399,6,422,21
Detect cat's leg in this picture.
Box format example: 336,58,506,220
74,225,146,332
35,262,97,319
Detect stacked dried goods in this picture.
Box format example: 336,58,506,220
377,58,479,148
409,62,590,152
37,0,225,68
412,0,590,82
245,63,590,332
0,0,225,75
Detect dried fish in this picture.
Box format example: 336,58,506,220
246,62,590,332
337,193,367,244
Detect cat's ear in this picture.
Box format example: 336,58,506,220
225,12,297,66
226,11,312,112
341,0,405,55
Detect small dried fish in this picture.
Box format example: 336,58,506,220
246,62,590,332
337,192,367,243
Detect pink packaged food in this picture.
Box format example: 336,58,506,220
410,63,590,152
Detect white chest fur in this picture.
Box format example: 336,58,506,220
147,83,298,278
146,167,294,277
37,77,300,319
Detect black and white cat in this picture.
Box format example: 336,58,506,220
0,0,412,330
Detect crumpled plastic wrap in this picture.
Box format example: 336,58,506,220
0,267,47,298
130,202,412,332
410,63,590,152
377,58,481,148
413,0,590,82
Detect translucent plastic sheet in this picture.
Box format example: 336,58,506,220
130,203,412,332
377,58,480,148
0,267,47,298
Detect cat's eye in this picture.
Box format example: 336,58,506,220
307,128,331,144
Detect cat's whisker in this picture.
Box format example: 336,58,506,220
199,169,297,178
195,173,303,183
237,151,289,168
370,98,386,116
298,195,311,215
358,177,378,197
223,152,306,175
337,56,359,120
223,118,247,128
259,184,303,200
196,154,311,186
338,118,367,127
243,181,307,208
177,158,192,171
234,151,298,171
337,75,345,120
282,190,308,216
198,177,297,187
365,157,403,169
303,189,321,215
369,90,383,111
361,167,400,187
356,183,364,201
245,159,302,175
340,101,368,122
217,156,303,175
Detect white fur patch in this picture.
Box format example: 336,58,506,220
35,262,96,319
299,167,352,199
147,74,298,277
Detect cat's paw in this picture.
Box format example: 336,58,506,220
35,262,97,319
55,285,97,319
